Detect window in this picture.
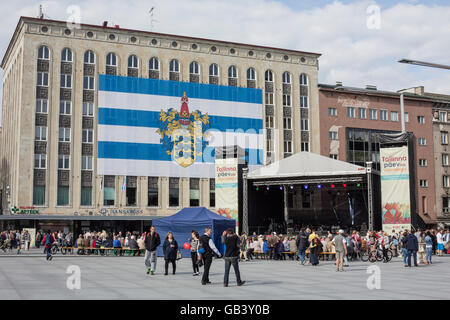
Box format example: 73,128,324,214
265,70,273,82
34,154,46,169
169,177,180,207
299,73,308,86
418,138,426,146
60,74,72,88
441,132,448,145
347,107,355,118
404,112,409,123
83,102,94,116
106,53,117,66
440,111,447,122
148,177,159,207
35,126,47,141
283,94,291,107
369,109,377,120
33,186,45,205
36,99,48,113
58,155,70,169
59,101,71,115
330,154,338,160
266,139,274,152
284,141,292,153
419,159,427,167
103,176,115,206
209,179,215,208
190,178,200,207
443,197,450,212
128,55,138,68
301,142,309,152
328,108,337,116
209,63,218,77
84,50,95,64
422,196,427,214
37,72,49,86
265,116,274,128
444,175,450,188
82,129,94,143
380,110,388,121
282,72,291,84
81,187,92,206
329,131,338,140
300,73,308,108
418,116,425,124
358,108,367,119
228,66,237,78
149,57,159,70
283,117,292,130
391,111,398,122
301,119,309,131
442,154,449,166
420,179,428,188
81,156,93,170
38,46,50,60
61,48,72,62
83,76,94,90
59,128,71,142
169,59,179,72
189,61,199,75
247,68,256,81
126,176,137,206
265,92,274,105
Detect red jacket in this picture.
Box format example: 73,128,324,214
41,234,55,248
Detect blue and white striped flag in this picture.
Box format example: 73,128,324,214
97,75,264,178
122,177,126,191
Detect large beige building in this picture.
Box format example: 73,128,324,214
0,16,320,231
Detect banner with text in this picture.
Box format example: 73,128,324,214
215,158,239,230
380,146,411,234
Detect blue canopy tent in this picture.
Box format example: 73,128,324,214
152,207,236,258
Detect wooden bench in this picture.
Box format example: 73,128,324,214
67,246,144,256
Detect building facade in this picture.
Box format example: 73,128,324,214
319,83,437,226
0,17,320,229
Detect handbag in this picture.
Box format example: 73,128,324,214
176,249,182,260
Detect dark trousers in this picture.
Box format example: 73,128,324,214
407,249,418,266
164,259,176,274
269,247,276,259
224,257,242,285
191,252,199,273
201,255,213,284
45,247,52,260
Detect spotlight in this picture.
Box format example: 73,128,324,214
357,183,361,187
280,186,283,190
266,186,270,190
343,184,347,188
256,187,259,191
304,185,309,190
290,185,294,190
317,184,322,189
331,184,335,188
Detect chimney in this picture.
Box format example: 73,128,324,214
115,25,120,29
365,85,377,90
102,21,108,27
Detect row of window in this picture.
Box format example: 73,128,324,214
329,107,426,124
38,46,309,85
421,176,450,189
33,177,216,207
37,72,94,90
34,154,93,171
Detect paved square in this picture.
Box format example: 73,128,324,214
0,251,449,300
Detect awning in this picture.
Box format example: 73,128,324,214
0,215,158,221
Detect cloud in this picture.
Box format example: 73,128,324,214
1,0,450,125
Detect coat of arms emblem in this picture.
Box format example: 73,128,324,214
157,92,210,167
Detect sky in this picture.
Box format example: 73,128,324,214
1,0,450,124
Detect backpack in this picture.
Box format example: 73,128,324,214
45,235,52,246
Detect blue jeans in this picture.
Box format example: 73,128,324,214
224,257,242,285
45,247,52,260
298,250,306,263
426,248,432,263
407,249,417,266
401,248,408,265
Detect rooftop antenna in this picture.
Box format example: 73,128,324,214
149,7,156,31
38,5,44,19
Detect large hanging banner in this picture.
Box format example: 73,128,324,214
215,158,239,229
380,146,411,234
97,75,263,178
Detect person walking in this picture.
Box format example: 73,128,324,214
332,229,347,272
198,227,222,285
425,231,433,264
144,226,161,275
296,228,308,265
436,230,444,257
23,230,31,251
402,231,419,267
163,232,178,275
239,232,248,262
41,230,54,261
190,231,200,276
222,228,245,287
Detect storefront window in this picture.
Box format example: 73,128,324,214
190,178,200,207
169,178,179,207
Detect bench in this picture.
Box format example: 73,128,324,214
65,246,144,256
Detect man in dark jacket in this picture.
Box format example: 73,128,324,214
41,230,54,261
198,227,222,285
222,228,245,287
402,232,419,267
144,226,161,275
296,228,309,265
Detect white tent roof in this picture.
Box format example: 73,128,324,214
248,152,367,180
